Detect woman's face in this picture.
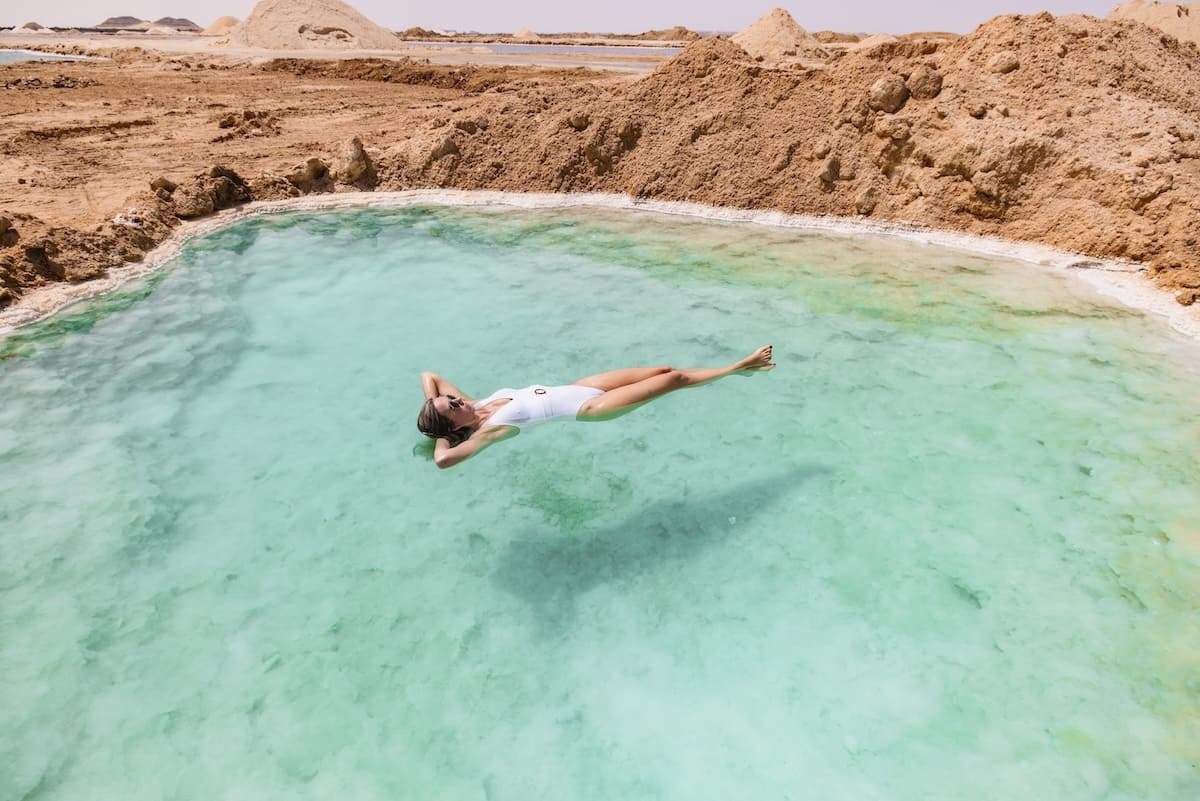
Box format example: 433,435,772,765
433,394,473,429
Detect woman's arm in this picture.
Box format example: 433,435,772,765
421,371,474,402
434,425,518,469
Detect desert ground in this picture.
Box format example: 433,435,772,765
1,7,1199,329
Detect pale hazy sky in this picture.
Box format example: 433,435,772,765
2,1,1123,35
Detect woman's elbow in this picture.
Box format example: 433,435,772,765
434,452,462,469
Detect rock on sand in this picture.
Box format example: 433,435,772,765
1109,1,1200,44
224,0,401,50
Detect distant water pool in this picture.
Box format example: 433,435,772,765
0,49,93,64
406,39,682,57
2,205,1198,800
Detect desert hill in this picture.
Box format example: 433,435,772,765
153,17,201,32
223,0,401,50
1108,1,1200,43
634,26,702,41
731,7,830,63
202,16,240,36
96,16,145,29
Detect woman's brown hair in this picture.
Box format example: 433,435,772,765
417,398,470,446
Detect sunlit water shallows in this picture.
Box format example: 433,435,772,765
3,206,1199,800
0,50,91,64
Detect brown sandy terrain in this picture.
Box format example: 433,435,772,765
1,10,1199,319
1109,1,1200,44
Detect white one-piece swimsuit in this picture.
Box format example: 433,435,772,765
476,385,603,429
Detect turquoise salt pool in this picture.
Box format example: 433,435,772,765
1,205,1198,800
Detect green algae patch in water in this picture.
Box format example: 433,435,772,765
1,205,1199,800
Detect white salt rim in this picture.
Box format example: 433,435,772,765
2,190,1197,345
0,48,103,60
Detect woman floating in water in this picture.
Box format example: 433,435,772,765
417,345,775,468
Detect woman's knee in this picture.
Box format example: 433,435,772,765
664,369,688,387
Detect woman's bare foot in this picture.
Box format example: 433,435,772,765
736,344,776,373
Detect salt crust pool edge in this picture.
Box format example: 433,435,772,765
2,190,1197,343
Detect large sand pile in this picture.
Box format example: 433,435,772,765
224,0,400,50
1109,1,1200,44
731,7,830,62
394,12,1198,300
203,16,240,36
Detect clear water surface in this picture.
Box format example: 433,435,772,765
0,49,92,64
405,40,682,57
2,205,1198,800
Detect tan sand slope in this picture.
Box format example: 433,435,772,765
1109,0,1200,43
224,0,400,50
202,16,240,36
731,7,830,62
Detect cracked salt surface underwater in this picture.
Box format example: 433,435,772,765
1,205,1198,800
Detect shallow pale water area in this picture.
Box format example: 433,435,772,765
2,205,1199,800
0,49,92,64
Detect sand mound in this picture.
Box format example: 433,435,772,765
225,0,401,50
1109,1,1200,44
634,26,702,41
154,17,201,32
147,26,180,36
96,16,145,29
420,11,1200,300
850,33,900,51
731,7,830,62
15,23,53,34
512,28,541,40
398,26,443,39
812,31,863,44
203,16,240,36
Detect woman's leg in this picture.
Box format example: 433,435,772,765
573,366,673,392
576,345,773,421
